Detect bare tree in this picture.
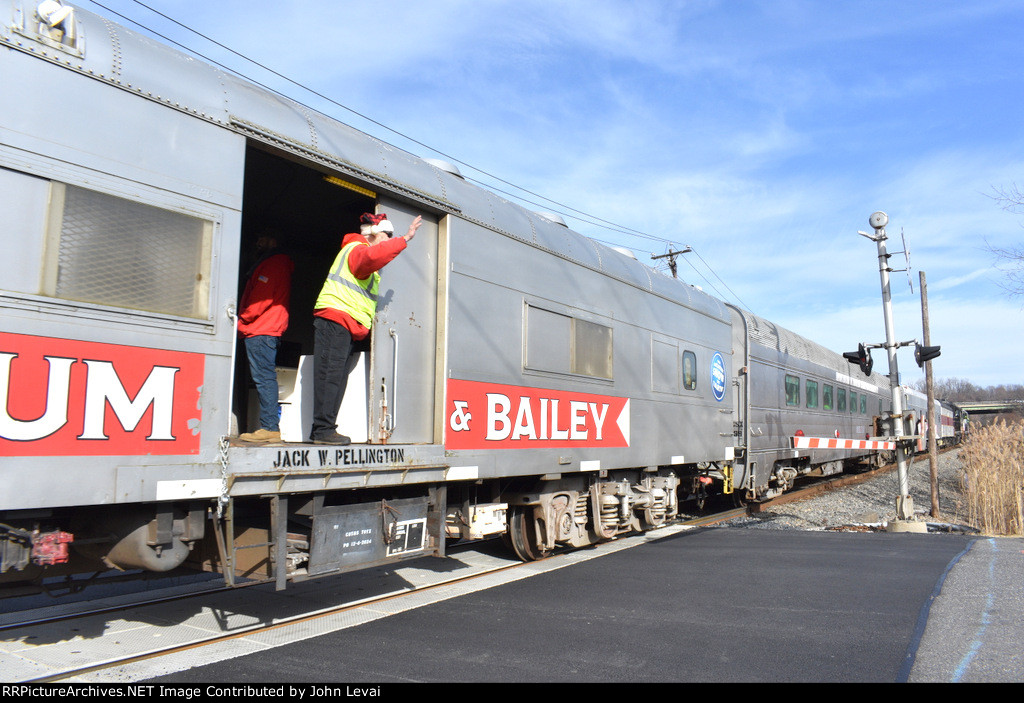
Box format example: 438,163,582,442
990,184,1024,297
913,377,1024,404
914,377,980,402
993,183,1024,213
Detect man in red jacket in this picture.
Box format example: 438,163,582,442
238,233,294,442
309,212,421,445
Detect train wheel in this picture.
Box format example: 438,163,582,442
507,505,549,562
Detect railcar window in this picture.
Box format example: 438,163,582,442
806,380,818,409
861,396,867,414
785,375,800,406
849,391,857,413
526,305,613,380
823,384,834,410
45,184,213,318
682,351,697,390
572,318,613,379
837,388,847,412
527,307,572,374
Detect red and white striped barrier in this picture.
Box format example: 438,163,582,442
791,436,896,450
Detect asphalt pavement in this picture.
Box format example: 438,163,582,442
140,528,1023,683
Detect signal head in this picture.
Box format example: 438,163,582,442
914,343,941,368
857,343,873,376
843,343,873,376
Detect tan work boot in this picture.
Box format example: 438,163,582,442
239,428,281,442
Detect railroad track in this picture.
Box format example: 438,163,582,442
0,581,252,634
18,562,531,683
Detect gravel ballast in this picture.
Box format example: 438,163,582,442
725,449,973,532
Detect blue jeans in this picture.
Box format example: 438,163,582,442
245,335,281,431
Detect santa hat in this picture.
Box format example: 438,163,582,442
359,212,395,236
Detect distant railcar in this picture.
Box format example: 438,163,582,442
1,2,911,592
900,387,958,450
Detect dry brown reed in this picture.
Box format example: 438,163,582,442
958,419,1024,535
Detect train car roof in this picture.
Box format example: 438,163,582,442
1,0,729,323
731,306,892,390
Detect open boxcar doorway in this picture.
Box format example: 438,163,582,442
234,144,375,440
233,144,439,446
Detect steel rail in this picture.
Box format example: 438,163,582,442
12,509,743,682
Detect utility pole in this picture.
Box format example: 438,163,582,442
920,271,940,518
651,247,691,278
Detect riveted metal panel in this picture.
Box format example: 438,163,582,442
109,19,230,123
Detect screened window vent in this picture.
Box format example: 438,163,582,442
46,184,213,319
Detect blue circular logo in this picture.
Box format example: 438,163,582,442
711,352,726,402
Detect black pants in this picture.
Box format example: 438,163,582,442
310,317,365,440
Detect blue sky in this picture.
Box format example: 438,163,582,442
81,0,1024,387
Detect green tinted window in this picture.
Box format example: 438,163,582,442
785,375,800,406
806,380,818,409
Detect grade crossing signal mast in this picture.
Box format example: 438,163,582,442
852,212,941,530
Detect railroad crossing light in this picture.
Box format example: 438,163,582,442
914,344,941,368
843,343,873,377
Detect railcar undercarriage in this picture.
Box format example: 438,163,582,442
488,470,682,561
0,468,689,593
0,503,208,597
0,449,906,597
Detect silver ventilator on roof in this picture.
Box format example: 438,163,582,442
423,158,465,179
36,0,76,42
536,212,569,227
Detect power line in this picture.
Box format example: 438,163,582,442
91,2,668,242
102,1,658,242
83,1,755,314
689,248,755,313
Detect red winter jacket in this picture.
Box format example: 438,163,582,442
238,252,294,338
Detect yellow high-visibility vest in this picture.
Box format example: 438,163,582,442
314,241,380,328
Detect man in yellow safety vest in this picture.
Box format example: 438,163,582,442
309,212,422,445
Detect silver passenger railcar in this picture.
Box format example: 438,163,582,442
729,309,894,501
1,2,897,593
